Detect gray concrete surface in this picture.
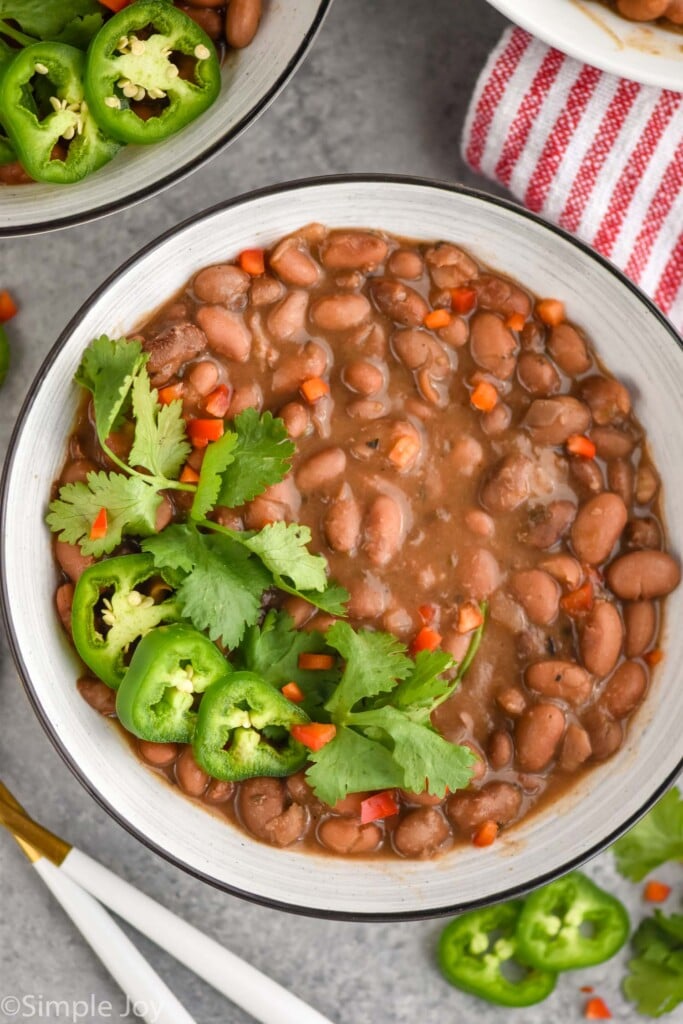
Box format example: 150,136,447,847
0,2,671,1022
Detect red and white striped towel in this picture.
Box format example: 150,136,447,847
462,27,683,331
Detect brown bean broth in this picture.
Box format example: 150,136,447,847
57,225,676,859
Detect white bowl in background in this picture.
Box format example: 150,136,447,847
0,1,330,237
486,0,683,90
2,176,682,918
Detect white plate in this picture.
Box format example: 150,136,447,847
2,176,682,918
0,1,330,237
486,0,683,90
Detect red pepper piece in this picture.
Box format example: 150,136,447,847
0,291,18,322
450,287,477,315
361,790,399,824
239,249,265,276
89,508,108,541
205,384,231,418
281,682,305,704
410,626,442,655
644,880,671,902
584,997,612,1020
187,418,224,448
290,723,336,751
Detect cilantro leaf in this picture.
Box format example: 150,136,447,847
53,11,103,48
74,336,145,448
128,367,190,481
214,409,295,508
306,726,404,806
243,522,328,593
391,650,455,713
348,706,475,797
0,0,101,40
614,788,683,882
624,911,683,1017
325,622,413,718
47,472,160,556
239,610,340,712
143,524,271,650
275,580,349,616
191,431,239,521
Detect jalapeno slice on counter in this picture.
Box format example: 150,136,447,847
116,624,231,744
84,1,221,145
516,871,630,971
0,42,121,183
0,40,17,167
192,672,311,782
438,902,557,1007
72,553,181,689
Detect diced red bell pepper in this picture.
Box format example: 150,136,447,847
410,626,442,655
187,418,224,448
89,508,108,541
360,790,399,824
472,820,498,847
560,582,593,616
239,249,265,276
290,723,336,751
158,383,184,405
450,287,477,315
644,880,671,902
0,291,18,322
567,434,596,459
99,0,134,11
298,653,334,670
205,384,231,418
584,997,612,1020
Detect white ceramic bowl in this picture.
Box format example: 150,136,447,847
486,0,683,90
2,177,682,919
0,1,330,237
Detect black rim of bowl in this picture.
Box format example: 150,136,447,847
2,174,682,921
0,1,332,238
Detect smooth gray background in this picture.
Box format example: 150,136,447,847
0,2,673,1022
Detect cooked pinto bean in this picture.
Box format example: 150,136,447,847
56,582,74,632
388,249,424,279
138,741,178,767
187,359,220,396
606,550,681,599
227,383,262,418
496,685,528,716
570,456,604,496
516,703,566,772
347,399,386,420
346,577,389,619
580,375,631,425
363,495,404,567
225,0,262,47
312,293,371,331
324,491,362,553
469,312,518,380
318,817,382,854
370,279,429,326
592,426,637,459
559,724,592,772
625,516,661,550
60,458,97,485
250,275,285,307
510,570,560,626
321,231,389,271
393,808,450,857
271,341,328,393
525,500,576,550
582,707,624,761
179,4,222,37
524,396,591,446
488,730,513,769
635,464,659,505
392,328,432,370
143,323,207,386
193,263,250,307
286,772,324,812
624,601,657,657
279,401,310,438
608,459,634,507
270,238,320,287
617,0,669,21
55,540,93,582
438,316,469,348
517,352,561,396
571,492,628,565
296,447,346,492
77,677,116,715
343,359,384,395
175,748,210,798
455,547,501,600
238,777,306,846
525,660,592,705
446,782,522,832
600,661,648,719
539,554,583,590
204,779,234,804
465,509,495,538
547,323,591,375
480,454,532,513
196,306,251,362
474,274,532,318
425,243,478,288
580,601,624,677
266,290,309,341
451,435,484,477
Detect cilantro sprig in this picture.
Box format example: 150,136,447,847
613,787,683,883
304,617,485,806
624,910,683,1018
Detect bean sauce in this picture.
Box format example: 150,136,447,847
57,225,680,859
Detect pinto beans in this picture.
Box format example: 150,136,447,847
424,243,477,288
311,293,371,331
617,0,669,21
270,238,320,287
227,383,262,418
451,435,484,477
592,426,637,459
321,231,389,271
580,376,631,425
286,771,324,812
608,459,634,507
193,263,250,307
56,582,74,632
606,550,681,599
196,306,251,362
570,456,604,496
525,501,576,550
363,494,404,567
445,781,522,833
580,601,624,677
392,328,432,370
393,808,450,858
455,547,501,600
60,458,97,485
510,570,560,625
488,730,513,769
138,741,178,767
318,817,382,854
204,779,234,804
55,540,93,582
625,516,661,551
496,686,528,716
524,396,591,446
465,509,495,538
480,454,532,513
175,747,210,798
469,312,518,380
370,279,429,326
474,274,532,318
600,661,648,719
343,359,384,395
250,275,285,307
516,703,566,772
571,493,628,565
296,447,346,492
582,707,624,761
559,724,592,772
547,323,591,375
187,359,220,396
517,352,561,396
388,249,424,279
143,323,207,386
238,777,306,846
77,677,116,716
624,601,657,657
347,577,389,619
226,0,262,47
438,316,469,348
266,290,309,342
179,4,222,37
271,341,328,393
279,401,310,438
525,660,592,705
539,554,583,590
635,464,659,505
324,491,362,553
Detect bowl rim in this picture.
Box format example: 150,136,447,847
2,173,682,920
0,0,333,239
